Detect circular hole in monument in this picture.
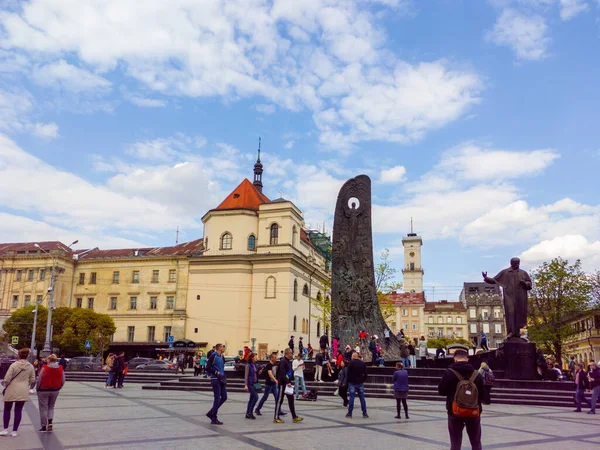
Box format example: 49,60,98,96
348,197,360,209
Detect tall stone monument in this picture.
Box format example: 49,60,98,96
331,175,403,358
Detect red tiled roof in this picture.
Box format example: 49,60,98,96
386,292,426,305
213,179,270,212
0,241,73,256
300,228,316,249
77,239,204,260
424,300,466,312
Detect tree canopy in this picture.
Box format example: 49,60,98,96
2,305,47,350
375,248,402,321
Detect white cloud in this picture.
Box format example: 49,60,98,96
559,0,589,20
0,87,58,139
379,165,407,183
255,104,276,114
284,140,295,149
30,122,59,139
31,60,111,93
127,95,166,108
125,134,206,162
520,235,600,269
486,9,550,60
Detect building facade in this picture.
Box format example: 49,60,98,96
563,313,600,368
385,292,425,341
460,282,505,349
424,300,468,340
401,229,423,293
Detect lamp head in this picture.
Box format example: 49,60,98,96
34,243,40,248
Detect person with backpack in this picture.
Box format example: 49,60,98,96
392,362,409,419
206,343,227,425
438,349,484,450
36,354,65,432
478,362,495,405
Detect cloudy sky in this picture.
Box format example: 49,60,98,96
1,0,599,300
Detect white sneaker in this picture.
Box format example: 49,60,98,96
10,431,17,437
0,429,8,436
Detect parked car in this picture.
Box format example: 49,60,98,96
136,360,175,371
224,361,237,372
66,356,103,371
127,357,153,369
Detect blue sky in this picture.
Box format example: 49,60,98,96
1,0,599,300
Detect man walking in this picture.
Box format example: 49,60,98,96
568,355,576,381
298,337,304,356
176,353,186,375
274,349,303,424
314,350,324,382
346,352,369,418
255,353,284,417
206,343,227,425
438,349,484,450
114,352,126,388
480,333,489,352
587,361,600,414
293,353,307,399
573,363,591,412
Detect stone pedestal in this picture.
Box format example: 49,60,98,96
497,340,537,380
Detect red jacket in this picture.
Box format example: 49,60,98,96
38,365,65,391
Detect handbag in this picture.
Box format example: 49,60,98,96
253,382,263,392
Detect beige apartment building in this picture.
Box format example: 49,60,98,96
424,300,468,340
385,292,425,341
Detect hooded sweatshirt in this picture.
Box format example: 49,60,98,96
36,361,66,391
438,361,485,415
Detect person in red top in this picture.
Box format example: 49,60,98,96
35,354,65,432
243,346,250,361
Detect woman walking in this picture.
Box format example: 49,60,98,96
1,348,35,437
200,353,207,377
36,354,65,432
338,359,349,407
193,353,201,377
244,352,259,419
418,336,427,361
478,362,495,405
104,353,115,388
392,362,409,419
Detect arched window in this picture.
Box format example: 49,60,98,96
447,316,453,324
221,232,232,250
293,315,297,332
247,234,256,251
303,284,309,296
317,321,321,338
301,319,305,333
293,279,298,301
292,226,298,247
265,276,276,298
428,316,434,324
270,223,279,245
316,291,322,302
457,317,462,324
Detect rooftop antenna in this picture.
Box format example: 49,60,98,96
410,217,413,234
258,137,261,162
176,226,179,245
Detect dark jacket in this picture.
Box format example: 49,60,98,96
346,359,368,385
368,340,377,353
338,366,348,386
392,369,409,392
277,356,293,385
113,355,125,372
320,335,329,349
438,362,484,415
315,352,324,366
288,338,294,349
408,344,415,356
589,368,600,389
575,370,590,390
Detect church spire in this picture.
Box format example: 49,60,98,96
253,137,263,193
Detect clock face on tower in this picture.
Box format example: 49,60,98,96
409,252,415,257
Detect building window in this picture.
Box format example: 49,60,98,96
164,326,172,342
428,329,435,337
109,297,117,310
169,269,176,282
10,295,18,307
88,298,94,309
483,323,490,333
469,308,476,318
293,315,297,332
132,271,139,283
78,273,85,285
494,309,501,319
293,279,298,301
403,322,409,330
270,223,279,245
409,262,415,271
302,284,309,296
438,329,444,337
16,270,22,281
411,322,418,330
221,232,232,250
456,330,463,338
28,270,34,281
166,296,174,309
127,326,135,342
437,316,443,324
483,310,489,320
90,272,97,284
292,226,298,247
39,269,46,281
150,296,158,309
402,309,408,316
152,270,159,283
494,323,502,334
36,295,43,304
265,276,276,298
24,295,31,307
428,316,434,324
130,297,137,310
470,323,477,334
412,309,418,317
317,321,321,338
457,317,462,324
248,235,256,250
447,317,453,324
148,326,155,342
76,298,82,308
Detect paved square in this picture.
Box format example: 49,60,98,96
1,382,599,449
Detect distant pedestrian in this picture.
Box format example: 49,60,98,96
408,342,416,368
478,362,495,405
293,353,307,399
58,355,67,370
397,329,405,340
438,349,484,450
243,346,250,361
200,353,207,377
298,337,304,356
193,353,201,377
274,349,303,424
480,333,489,352
104,353,115,388
176,353,186,375
114,352,126,388
288,336,295,354
320,333,329,351
338,359,349,407
392,362,409,419
384,329,391,348
344,345,353,362
314,350,324,382
568,355,576,381
587,361,600,414
400,340,410,367
332,336,339,358
187,353,194,369
307,343,314,360
574,363,590,412
206,343,227,425
36,354,65,432
418,336,428,360
244,352,259,419
368,336,377,366
1,348,35,437
346,352,369,418
435,346,446,359
255,353,283,417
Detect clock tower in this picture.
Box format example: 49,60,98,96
402,219,423,293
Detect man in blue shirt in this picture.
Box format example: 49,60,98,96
206,343,227,425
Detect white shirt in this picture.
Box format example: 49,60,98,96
292,359,305,378
355,345,361,353
384,329,390,338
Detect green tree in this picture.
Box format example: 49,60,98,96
52,308,116,355
2,305,47,350
528,258,592,365
376,248,402,320
427,337,472,349
310,279,331,332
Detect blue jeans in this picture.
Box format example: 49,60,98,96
256,384,278,412
295,376,307,397
246,384,259,416
402,356,410,368
106,372,114,386
575,388,591,410
348,383,367,416
590,386,600,412
208,379,228,418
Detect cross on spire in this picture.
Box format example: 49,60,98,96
253,137,264,193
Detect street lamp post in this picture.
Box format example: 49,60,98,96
29,297,43,363
35,240,78,357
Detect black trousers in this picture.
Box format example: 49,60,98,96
448,414,482,450
396,398,408,416
275,386,296,420
339,385,348,406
